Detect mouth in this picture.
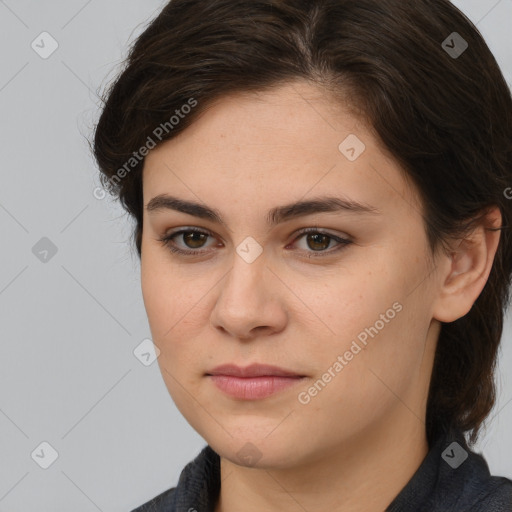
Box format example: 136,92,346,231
205,363,307,400
206,363,305,378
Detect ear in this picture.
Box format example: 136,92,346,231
432,206,502,323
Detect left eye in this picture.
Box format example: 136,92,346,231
158,228,352,257
288,230,353,257
293,231,344,252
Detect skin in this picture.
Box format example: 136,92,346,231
140,80,501,512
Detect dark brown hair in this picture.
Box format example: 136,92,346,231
91,0,512,447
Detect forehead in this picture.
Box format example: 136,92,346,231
146,82,365,161
142,81,421,222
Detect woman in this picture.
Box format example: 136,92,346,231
91,0,512,510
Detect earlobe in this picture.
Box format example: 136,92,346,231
432,206,502,323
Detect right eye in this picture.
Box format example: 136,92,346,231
157,227,220,256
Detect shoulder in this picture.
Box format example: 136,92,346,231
387,427,512,512
130,486,176,512
437,438,512,512
466,476,512,512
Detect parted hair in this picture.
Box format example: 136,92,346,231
91,0,512,447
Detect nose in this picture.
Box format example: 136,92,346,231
210,252,288,341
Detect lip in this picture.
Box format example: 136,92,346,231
205,364,306,400
206,363,304,378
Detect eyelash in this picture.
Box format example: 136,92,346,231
157,227,353,259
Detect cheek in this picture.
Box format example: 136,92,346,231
314,265,396,338
309,260,423,383
141,268,172,338
141,260,213,374
141,251,199,336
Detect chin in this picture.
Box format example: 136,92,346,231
201,427,305,469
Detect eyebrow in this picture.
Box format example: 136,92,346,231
145,194,381,226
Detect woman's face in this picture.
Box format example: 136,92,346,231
140,81,445,468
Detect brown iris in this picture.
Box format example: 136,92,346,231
183,232,208,249
306,233,331,251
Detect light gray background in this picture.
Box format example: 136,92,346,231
0,1,511,511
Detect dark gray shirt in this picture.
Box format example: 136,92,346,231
131,428,512,511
